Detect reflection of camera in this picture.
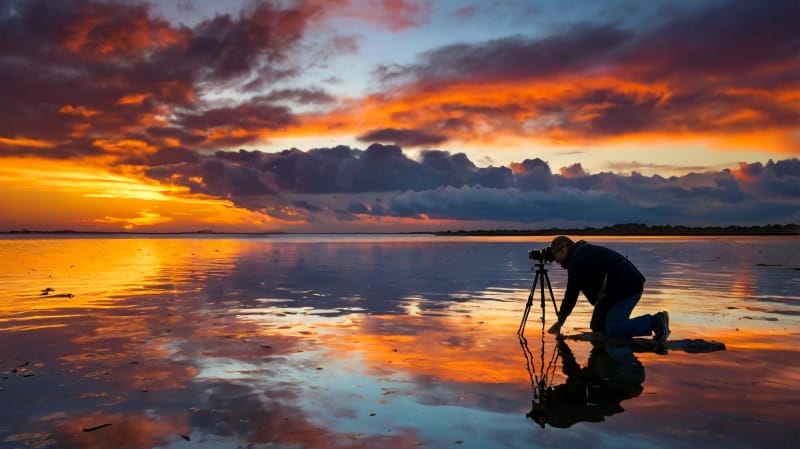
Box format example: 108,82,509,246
528,247,554,263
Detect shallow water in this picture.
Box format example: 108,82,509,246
0,235,798,448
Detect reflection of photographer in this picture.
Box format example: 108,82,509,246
542,236,670,342
527,339,645,428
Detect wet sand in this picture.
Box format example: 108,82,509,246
1,235,798,448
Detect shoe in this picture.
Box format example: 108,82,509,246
653,311,671,343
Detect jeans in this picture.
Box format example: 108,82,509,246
604,292,654,338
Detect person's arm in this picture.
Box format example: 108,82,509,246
548,273,580,334
557,339,580,375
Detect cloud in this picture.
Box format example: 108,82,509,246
118,146,200,167
385,1,799,88
452,5,477,20
364,0,799,149
261,88,337,105
381,24,628,86
329,0,434,32
357,127,449,147
94,209,174,229
172,98,297,147
3,0,796,167
0,0,324,158
137,141,800,227
1,0,797,231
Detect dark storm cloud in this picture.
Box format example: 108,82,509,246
0,0,321,158
378,159,799,225
180,4,310,82
357,127,449,147
385,0,799,87
141,142,799,226
261,88,337,105
623,0,800,83
380,23,628,85
173,97,297,147
378,0,799,139
146,157,274,198
734,160,800,198
144,143,517,208
512,158,556,191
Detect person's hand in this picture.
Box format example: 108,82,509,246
547,321,562,335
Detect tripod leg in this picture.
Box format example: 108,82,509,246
539,270,547,321
544,271,559,316
518,271,540,335
518,303,531,334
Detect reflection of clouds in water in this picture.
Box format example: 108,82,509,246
0,236,798,448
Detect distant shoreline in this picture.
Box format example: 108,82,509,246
1,223,797,236
434,224,799,236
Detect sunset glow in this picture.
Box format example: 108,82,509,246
1,0,797,232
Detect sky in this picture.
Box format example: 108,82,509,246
0,0,798,232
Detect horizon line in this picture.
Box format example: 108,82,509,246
2,223,798,236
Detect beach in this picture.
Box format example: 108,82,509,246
1,235,798,449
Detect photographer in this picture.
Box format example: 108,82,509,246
545,236,670,342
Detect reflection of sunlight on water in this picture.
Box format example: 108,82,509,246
0,237,252,332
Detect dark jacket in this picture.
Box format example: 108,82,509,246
557,241,645,331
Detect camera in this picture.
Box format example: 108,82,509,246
528,247,554,263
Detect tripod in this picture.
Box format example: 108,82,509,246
517,260,560,335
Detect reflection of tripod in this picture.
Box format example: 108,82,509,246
517,260,560,335
519,333,560,424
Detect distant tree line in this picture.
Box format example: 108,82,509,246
435,223,799,236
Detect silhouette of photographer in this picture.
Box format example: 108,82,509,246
527,338,645,428
546,236,670,342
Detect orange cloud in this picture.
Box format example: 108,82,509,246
0,136,55,148
92,138,157,154
94,209,174,229
117,93,151,105
207,127,256,142
278,74,798,155
59,104,101,118
60,3,185,58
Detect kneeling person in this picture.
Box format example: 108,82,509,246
546,236,670,342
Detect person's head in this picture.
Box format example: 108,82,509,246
550,235,574,264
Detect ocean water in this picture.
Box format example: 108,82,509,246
0,235,798,448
